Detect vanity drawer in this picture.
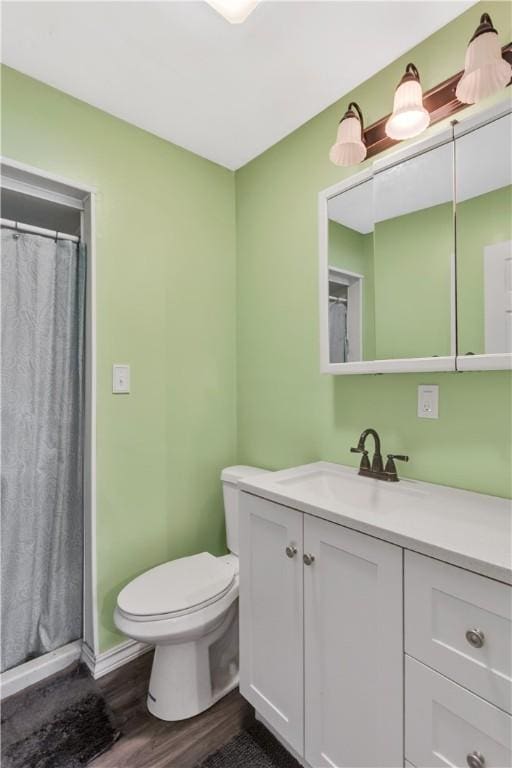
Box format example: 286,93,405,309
405,551,512,713
405,656,512,768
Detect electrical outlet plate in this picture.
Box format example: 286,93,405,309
417,384,438,419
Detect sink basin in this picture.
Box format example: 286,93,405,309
276,464,424,507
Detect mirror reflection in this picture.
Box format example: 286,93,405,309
327,142,454,364
455,113,512,357
328,180,374,363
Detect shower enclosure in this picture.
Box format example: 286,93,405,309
0,159,96,695
1,227,85,672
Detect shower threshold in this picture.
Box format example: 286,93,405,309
0,640,82,700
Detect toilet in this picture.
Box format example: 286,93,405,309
114,465,268,721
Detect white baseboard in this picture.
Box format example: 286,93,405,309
81,638,152,679
1,640,82,700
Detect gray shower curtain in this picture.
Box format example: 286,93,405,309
329,300,348,364
1,229,85,672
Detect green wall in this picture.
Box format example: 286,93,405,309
1,65,237,651
236,1,512,500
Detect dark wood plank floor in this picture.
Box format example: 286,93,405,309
91,651,254,768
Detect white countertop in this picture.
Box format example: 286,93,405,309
239,462,512,585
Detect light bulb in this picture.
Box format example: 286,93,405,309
385,63,430,141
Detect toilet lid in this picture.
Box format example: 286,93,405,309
117,552,236,618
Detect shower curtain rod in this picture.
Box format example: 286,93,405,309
0,218,80,243
329,295,347,303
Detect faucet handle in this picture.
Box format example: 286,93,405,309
351,447,370,472
384,454,409,481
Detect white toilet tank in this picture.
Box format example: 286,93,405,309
221,466,269,556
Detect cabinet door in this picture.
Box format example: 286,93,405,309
304,515,403,768
239,493,304,754
406,655,512,768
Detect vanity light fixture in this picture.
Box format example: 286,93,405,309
456,13,512,104
385,63,430,141
329,102,367,167
206,0,259,24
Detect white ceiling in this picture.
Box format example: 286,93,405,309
1,1,475,170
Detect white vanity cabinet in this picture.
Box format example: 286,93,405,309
238,474,512,768
239,492,404,766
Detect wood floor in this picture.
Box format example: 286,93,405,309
91,651,255,768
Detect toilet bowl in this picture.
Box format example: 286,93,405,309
114,465,268,721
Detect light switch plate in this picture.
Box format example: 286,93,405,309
418,384,438,419
113,364,130,394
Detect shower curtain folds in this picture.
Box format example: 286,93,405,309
1,229,86,672
329,299,348,364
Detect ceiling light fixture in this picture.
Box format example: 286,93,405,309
385,63,430,141
329,102,367,167
456,13,512,104
206,0,259,24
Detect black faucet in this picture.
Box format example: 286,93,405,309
351,428,409,482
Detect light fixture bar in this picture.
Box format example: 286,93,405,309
363,41,511,160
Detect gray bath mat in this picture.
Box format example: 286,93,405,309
198,721,301,768
1,662,120,768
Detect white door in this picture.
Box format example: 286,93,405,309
239,493,304,755
304,515,403,768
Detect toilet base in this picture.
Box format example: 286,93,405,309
146,603,239,721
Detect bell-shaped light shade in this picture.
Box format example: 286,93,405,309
329,103,367,167
456,14,512,104
385,63,430,141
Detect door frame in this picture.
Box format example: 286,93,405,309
1,156,99,673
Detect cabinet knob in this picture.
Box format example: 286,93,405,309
303,553,315,566
465,628,485,649
466,751,485,768
285,544,297,559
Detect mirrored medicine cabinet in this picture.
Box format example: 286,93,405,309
319,101,512,374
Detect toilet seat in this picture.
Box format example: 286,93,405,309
116,552,237,623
